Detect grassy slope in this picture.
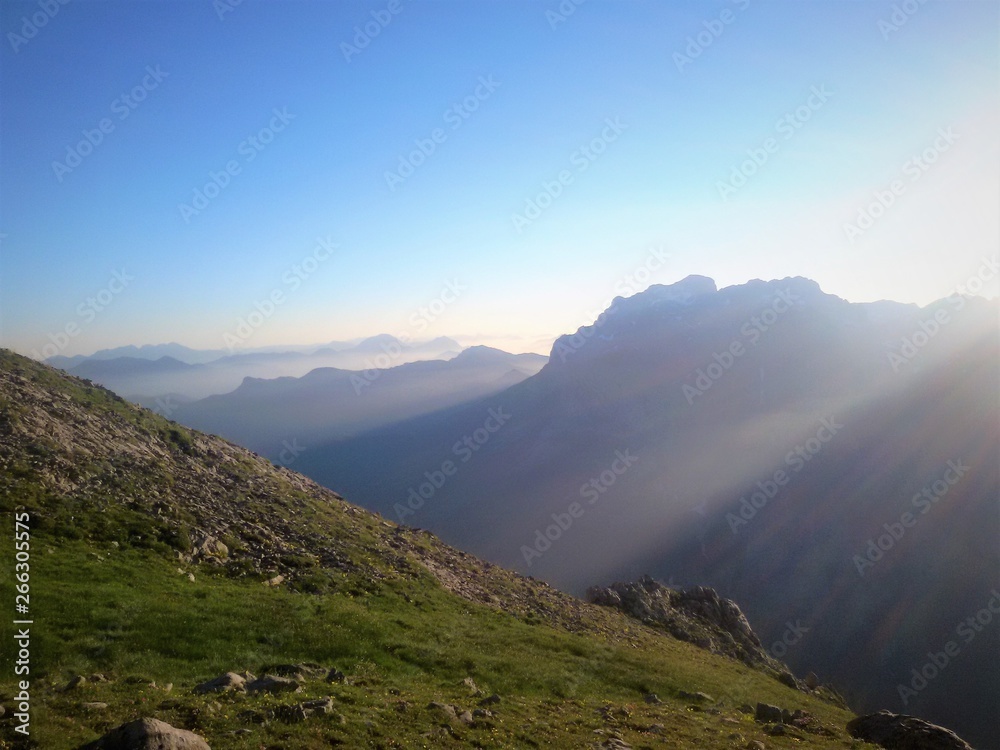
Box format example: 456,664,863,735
0,351,874,748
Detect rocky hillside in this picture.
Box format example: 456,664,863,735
0,349,971,749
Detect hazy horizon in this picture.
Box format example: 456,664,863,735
2,1,998,359
9,270,1000,361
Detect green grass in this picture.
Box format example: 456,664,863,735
0,349,877,748
0,542,874,749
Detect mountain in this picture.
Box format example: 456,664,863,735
57,336,468,401
71,355,196,380
289,276,999,749
52,342,229,366
172,346,547,456
0,349,898,749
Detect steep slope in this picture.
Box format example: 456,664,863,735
0,350,877,749
290,276,999,748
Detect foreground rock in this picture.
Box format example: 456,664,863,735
80,718,210,749
587,576,782,670
847,710,973,750
193,672,245,694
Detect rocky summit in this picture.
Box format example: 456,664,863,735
0,349,977,749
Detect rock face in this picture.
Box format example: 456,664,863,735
847,710,974,750
80,718,210,750
587,576,781,670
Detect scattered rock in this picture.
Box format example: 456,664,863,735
80,717,210,750
65,675,87,690
193,535,229,559
81,702,108,710
246,675,301,695
746,742,766,750
472,708,494,719
301,697,335,715
427,701,458,720
194,672,246,695
264,574,285,587
186,573,196,583
755,703,783,724
643,692,661,704
326,668,347,683
777,671,797,689
478,693,501,706
261,662,325,679
598,705,631,721
594,737,633,749
804,671,818,689
458,710,475,725
89,674,109,683
847,710,974,750
462,676,481,695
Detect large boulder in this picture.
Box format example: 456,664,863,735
847,710,973,750
587,576,779,669
80,718,210,749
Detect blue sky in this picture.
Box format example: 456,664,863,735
1,0,997,357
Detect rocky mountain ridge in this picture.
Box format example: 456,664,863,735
0,349,979,749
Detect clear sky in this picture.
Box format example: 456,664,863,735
1,0,997,357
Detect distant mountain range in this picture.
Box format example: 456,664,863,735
52,335,465,400
173,346,547,455
4,347,929,749
264,275,997,749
